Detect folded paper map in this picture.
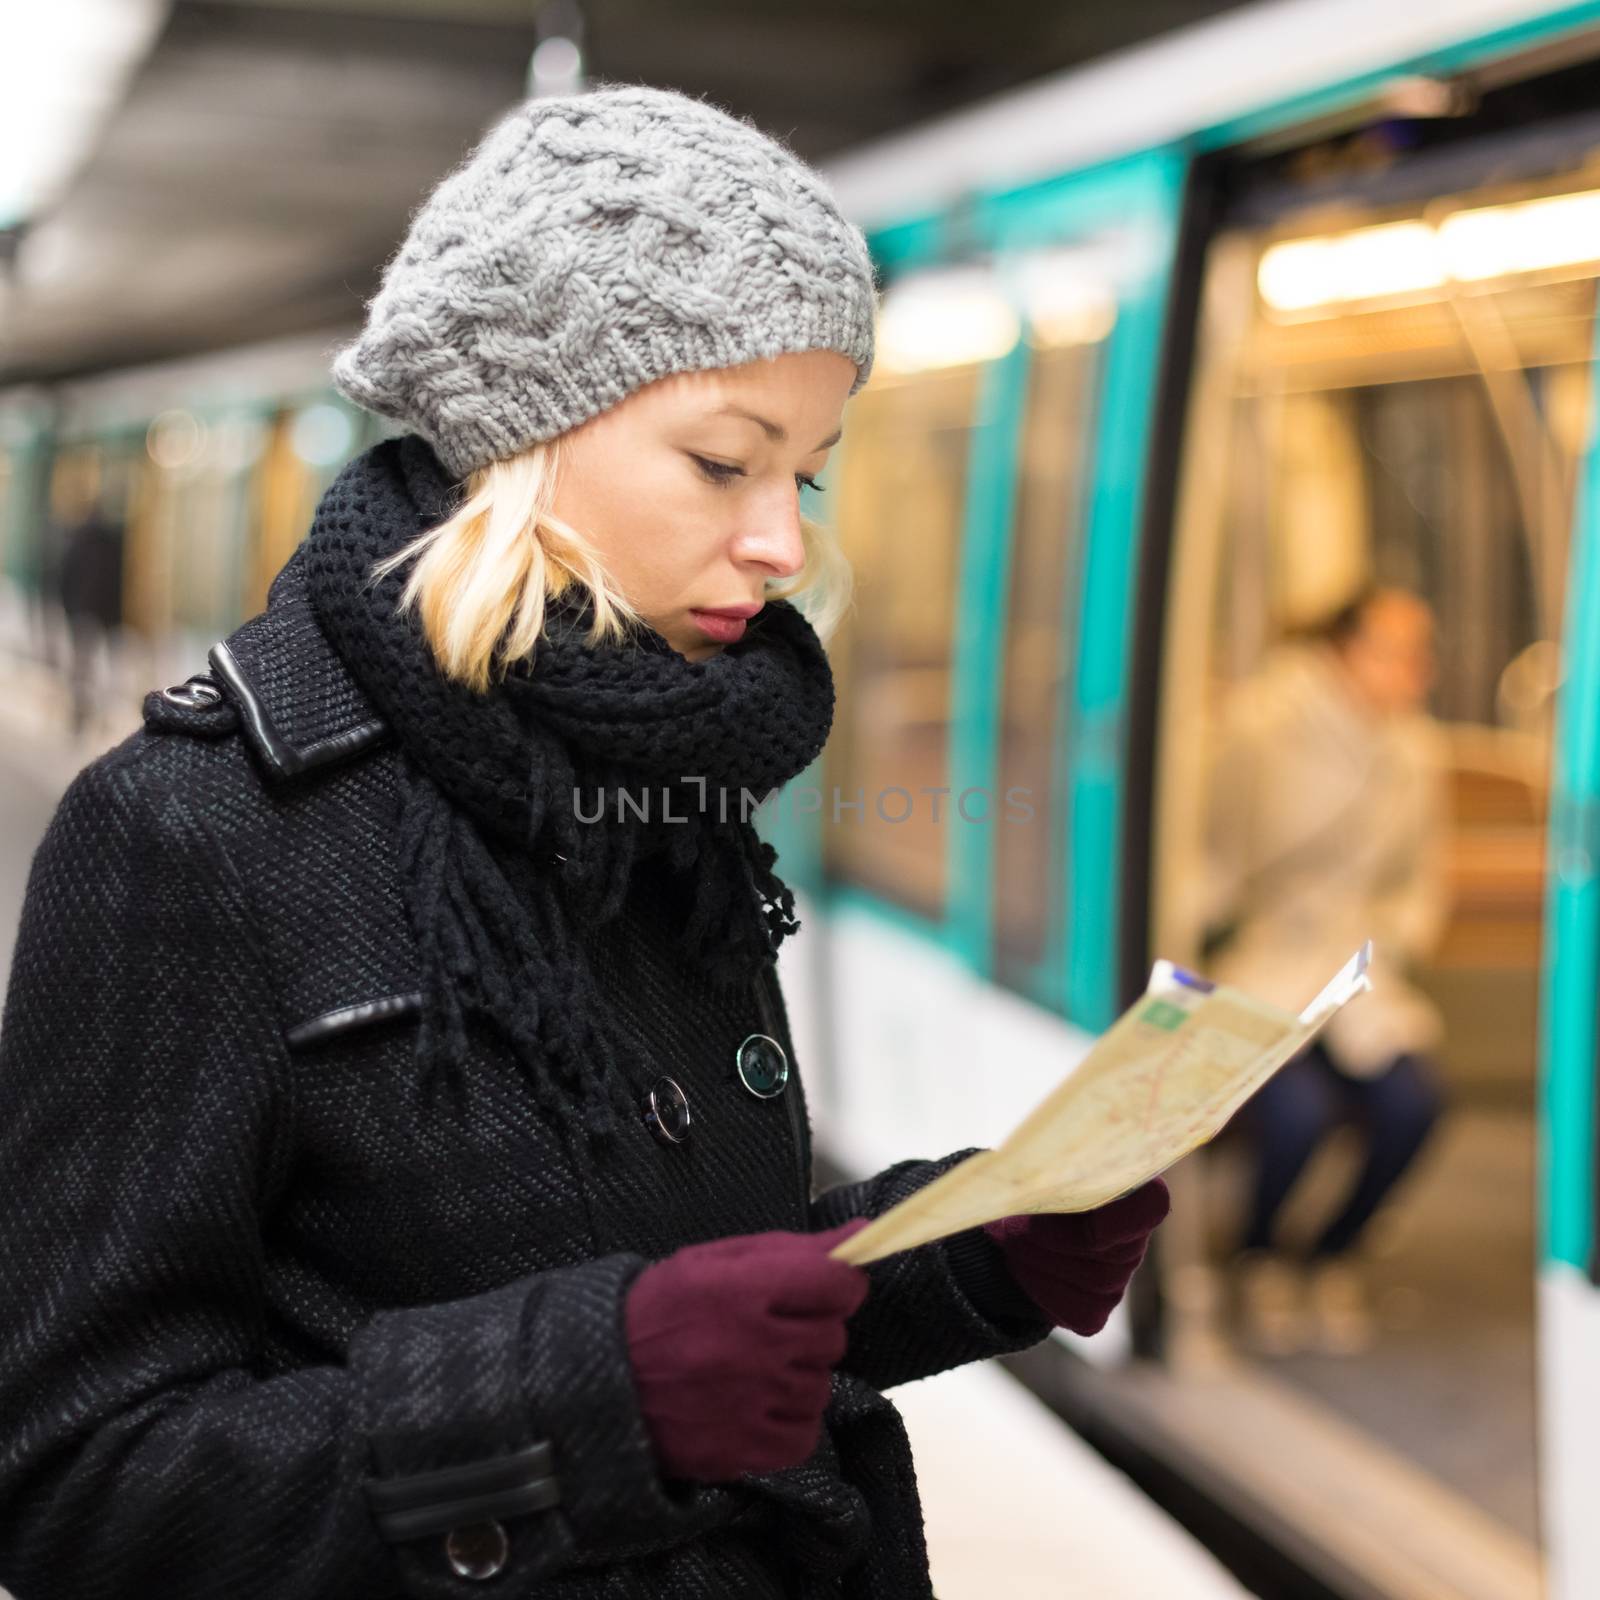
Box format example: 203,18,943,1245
829,942,1373,1267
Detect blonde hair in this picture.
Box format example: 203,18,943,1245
371,437,854,693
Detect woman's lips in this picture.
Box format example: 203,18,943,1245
689,609,751,644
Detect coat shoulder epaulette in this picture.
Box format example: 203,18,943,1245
139,547,389,786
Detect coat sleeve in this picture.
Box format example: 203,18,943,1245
0,753,701,1600
810,1152,1053,1392
1370,719,1451,963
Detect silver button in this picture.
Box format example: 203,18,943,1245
444,1519,509,1580
643,1076,691,1145
160,678,222,709
736,1033,789,1099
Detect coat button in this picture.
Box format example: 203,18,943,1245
160,677,222,709
736,1033,789,1099
643,1076,691,1145
444,1519,509,1580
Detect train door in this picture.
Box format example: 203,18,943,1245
1149,117,1600,1597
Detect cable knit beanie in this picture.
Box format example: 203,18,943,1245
331,82,878,481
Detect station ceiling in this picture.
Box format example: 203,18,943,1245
0,0,1246,388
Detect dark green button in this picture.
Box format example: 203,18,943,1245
736,1033,789,1099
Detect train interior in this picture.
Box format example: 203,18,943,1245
1149,80,1600,1593
799,98,1575,1588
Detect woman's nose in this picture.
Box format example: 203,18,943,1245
739,492,807,579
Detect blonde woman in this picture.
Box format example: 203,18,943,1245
0,84,1167,1599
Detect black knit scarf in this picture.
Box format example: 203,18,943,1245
302,435,835,1149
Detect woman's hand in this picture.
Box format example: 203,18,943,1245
981,1178,1170,1336
624,1219,870,1482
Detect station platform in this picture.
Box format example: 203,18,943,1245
897,1358,1253,1597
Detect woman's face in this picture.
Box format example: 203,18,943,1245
547,349,857,661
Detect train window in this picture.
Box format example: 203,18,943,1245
248,402,363,615
991,334,1105,990
145,413,270,640
822,359,981,920
0,406,49,594
125,413,253,645
1156,175,1600,1558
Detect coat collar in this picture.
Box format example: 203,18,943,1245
209,545,391,784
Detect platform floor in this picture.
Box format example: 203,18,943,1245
897,1360,1253,1597
1266,1107,1539,1544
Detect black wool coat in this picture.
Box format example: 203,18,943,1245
0,549,1053,1600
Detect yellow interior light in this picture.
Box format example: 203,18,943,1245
1259,187,1600,313
1439,190,1600,281
1258,221,1443,312
1027,293,1118,347
1006,245,1121,347
877,270,1021,374
1257,237,1340,312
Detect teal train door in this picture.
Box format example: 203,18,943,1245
1538,317,1600,1600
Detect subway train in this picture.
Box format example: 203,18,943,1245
803,4,1600,1597
2,1,1599,1595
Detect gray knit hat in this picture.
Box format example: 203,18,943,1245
331,82,878,481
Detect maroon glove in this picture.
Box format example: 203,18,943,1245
625,1220,871,1482
981,1178,1170,1336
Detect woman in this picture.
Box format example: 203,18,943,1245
0,85,1168,1599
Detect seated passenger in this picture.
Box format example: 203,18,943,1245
1200,586,1448,1355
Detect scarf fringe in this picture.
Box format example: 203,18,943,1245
306,436,831,1153
400,755,802,1145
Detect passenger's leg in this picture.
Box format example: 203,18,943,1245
1310,1051,1444,1259
1238,1046,1342,1254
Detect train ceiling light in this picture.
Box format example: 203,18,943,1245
876,267,1021,375
1258,188,1600,315
1006,245,1120,348
1258,221,1443,312
146,410,204,473
876,246,1123,373
1439,191,1600,283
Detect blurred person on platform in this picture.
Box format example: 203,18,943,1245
1201,586,1448,1357
0,84,1168,1600
56,499,125,736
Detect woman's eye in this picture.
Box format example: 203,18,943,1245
690,455,824,495
691,455,742,487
